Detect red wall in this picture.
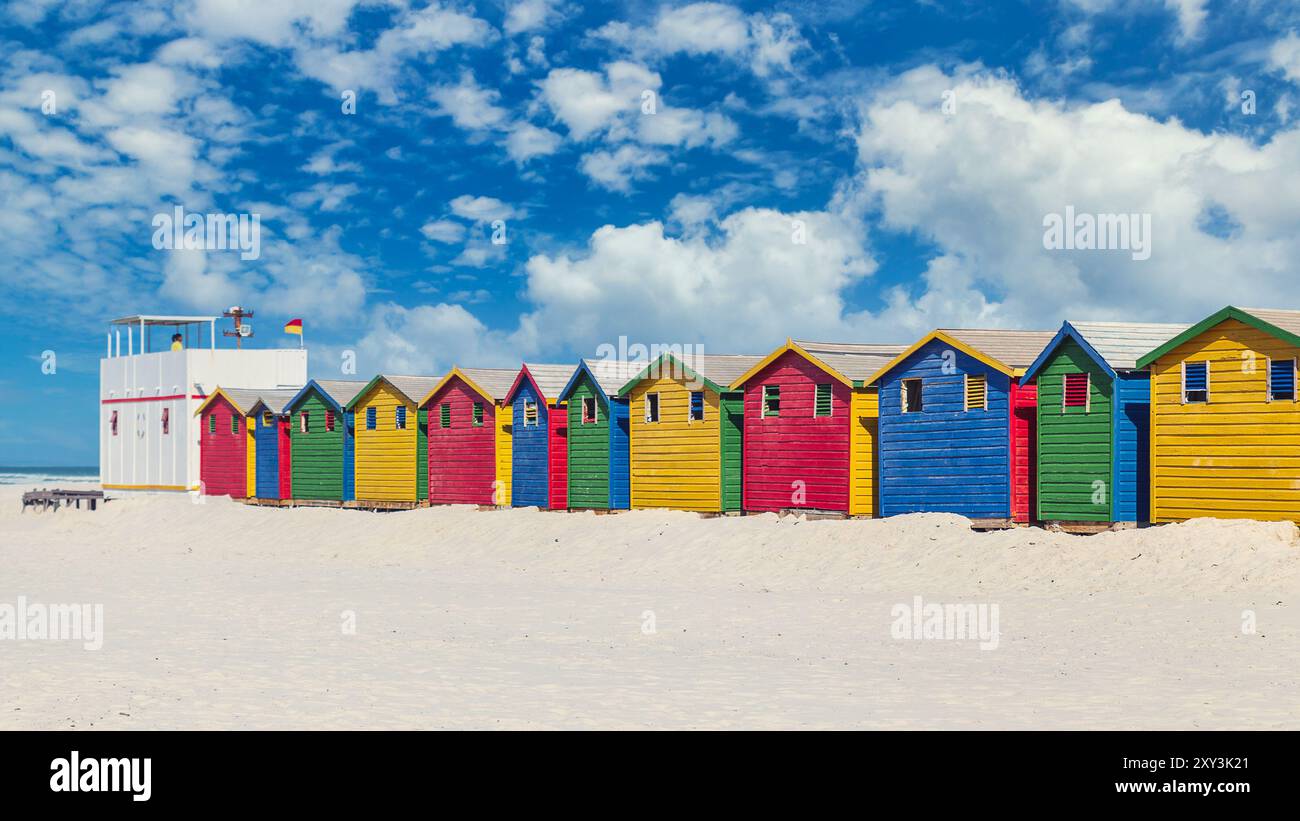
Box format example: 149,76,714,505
199,397,246,498
427,377,497,505
741,350,851,513
278,417,292,499
1009,378,1037,523
547,404,568,509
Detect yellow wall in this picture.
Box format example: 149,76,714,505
495,403,512,505
1151,318,1300,522
354,382,418,502
848,388,880,516
627,375,722,512
245,415,256,498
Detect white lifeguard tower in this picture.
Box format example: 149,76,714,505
100,313,308,492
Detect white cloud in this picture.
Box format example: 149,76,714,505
357,302,517,374
505,121,563,162
504,0,560,35
448,194,522,222
421,219,467,243
638,106,738,148
1271,31,1300,84
842,65,1300,332
538,62,660,140
430,72,510,131
591,3,806,76
518,208,874,354
579,144,668,192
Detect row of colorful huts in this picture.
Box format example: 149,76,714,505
195,306,1300,525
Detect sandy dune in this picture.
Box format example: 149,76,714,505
1,486,1296,729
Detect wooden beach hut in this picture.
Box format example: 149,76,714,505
418,367,518,506
617,353,762,513
728,340,905,515
502,364,574,509
246,390,300,501
194,387,263,498
285,379,367,503
344,375,441,505
556,359,644,511
866,329,1056,525
1020,321,1187,524
1135,306,1300,523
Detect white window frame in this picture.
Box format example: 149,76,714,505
901,378,923,414
1266,357,1297,403
813,383,833,418
645,392,660,423
523,400,539,426
688,390,705,422
582,396,597,424
1060,372,1090,413
1181,360,1210,404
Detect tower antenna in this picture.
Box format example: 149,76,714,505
222,306,254,349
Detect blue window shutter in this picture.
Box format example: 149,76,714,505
1184,362,1207,391
1270,359,1295,400
395,405,406,429
366,406,376,429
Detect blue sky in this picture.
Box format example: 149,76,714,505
4,0,1300,464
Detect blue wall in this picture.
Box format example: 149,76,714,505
877,339,1012,519
608,398,630,510
343,410,355,502
255,414,280,499
1113,372,1151,522
511,380,550,507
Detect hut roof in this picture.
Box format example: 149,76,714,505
558,359,649,404
730,339,908,389
1137,306,1300,368
865,328,1057,384
194,386,296,416
344,374,443,410
504,363,576,404
418,367,519,406
247,388,303,415
1022,321,1190,380
617,353,765,395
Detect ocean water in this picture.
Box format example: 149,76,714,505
0,466,99,485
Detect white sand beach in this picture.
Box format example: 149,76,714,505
1,486,1296,730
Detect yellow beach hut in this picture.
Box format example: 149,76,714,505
1136,306,1300,522
344,374,441,504
617,353,763,513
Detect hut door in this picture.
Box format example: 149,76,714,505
859,414,879,516
720,394,744,512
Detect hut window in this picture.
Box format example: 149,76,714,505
582,396,596,424
1182,361,1209,404
472,402,484,426
161,407,170,435
762,385,780,417
366,407,377,430
814,383,832,417
262,411,273,428
524,400,539,426
645,393,660,423
300,412,310,433
232,415,241,435
112,410,120,436
325,410,335,432
689,391,705,421
1268,359,1296,401
396,406,407,430
440,403,451,428
1063,373,1089,410
965,375,987,412
203,413,211,435
902,379,923,413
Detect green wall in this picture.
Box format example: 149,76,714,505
290,391,345,501
567,374,610,508
1036,339,1112,521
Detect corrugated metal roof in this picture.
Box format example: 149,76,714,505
1239,307,1300,337
312,379,368,408
795,340,910,381
939,329,1058,369
521,363,576,400
678,354,765,387
457,367,519,401
1068,321,1190,371
384,375,443,403
216,388,269,414
583,358,649,396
